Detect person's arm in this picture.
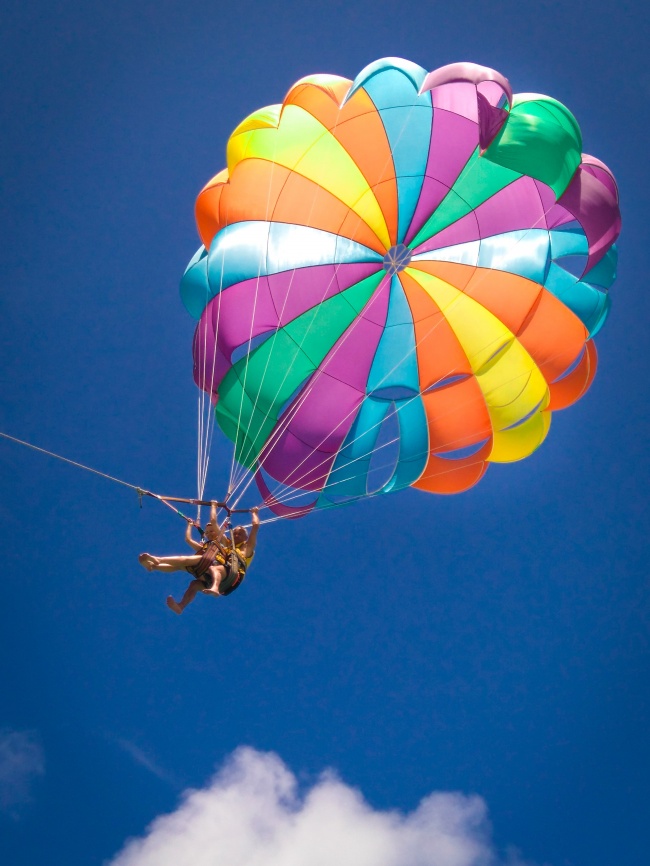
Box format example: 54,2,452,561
185,519,204,551
243,507,260,559
210,501,229,545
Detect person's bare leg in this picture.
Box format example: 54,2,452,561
167,579,203,614
140,554,202,573
206,565,225,595
139,553,157,571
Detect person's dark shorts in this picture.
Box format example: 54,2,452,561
186,561,218,589
219,554,246,596
198,570,215,590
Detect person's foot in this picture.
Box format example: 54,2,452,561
166,596,182,614
138,553,156,571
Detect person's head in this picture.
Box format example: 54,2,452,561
232,525,248,546
204,521,219,540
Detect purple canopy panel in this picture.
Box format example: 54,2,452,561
261,303,387,489
474,176,551,237
477,91,508,150
255,469,318,519
268,262,380,325
557,161,622,270
320,314,387,391
405,176,458,248
429,103,480,164
280,376,366,453
357,274,392,326
421,62,513,108
192,274,281,395
422,64,511,150
193,315,229,397
477,78,510,106
545,203,575,231
210,275,279,360
532,180,561,229
580,154,619,198
414,175,552,255
261,430,337,491
405,109,480,245
429,82,480,122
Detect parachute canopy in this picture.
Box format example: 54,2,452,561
181,58,620,517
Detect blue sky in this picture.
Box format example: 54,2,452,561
1,1,648,864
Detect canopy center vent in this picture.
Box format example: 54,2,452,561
382,244,412,275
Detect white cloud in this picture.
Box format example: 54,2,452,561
109,747,537,866
0,729,45,817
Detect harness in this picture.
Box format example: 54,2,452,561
218,548,247,596
188,538,247,596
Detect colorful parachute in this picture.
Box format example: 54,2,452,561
181,58,620,517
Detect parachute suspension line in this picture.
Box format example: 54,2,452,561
226,382,314,507
224,119,348,495
260,391,494,514
204,230,230,502
226,377,322,509
253,435,495,524
259,390,476,512
256,476,431,524
197,397,202,501
197,259,206,500
197,244,216,503
196,234,223,503
231,96,424,485
225,138,284,502
202,416,218,504
199,132,258,507
224,102,363,490
197,220,212,499
222,109,334,486
192,105,322,505
197,301,206,501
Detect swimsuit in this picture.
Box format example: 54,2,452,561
187,540,252,595
216,544,253,596
186,540,221,588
